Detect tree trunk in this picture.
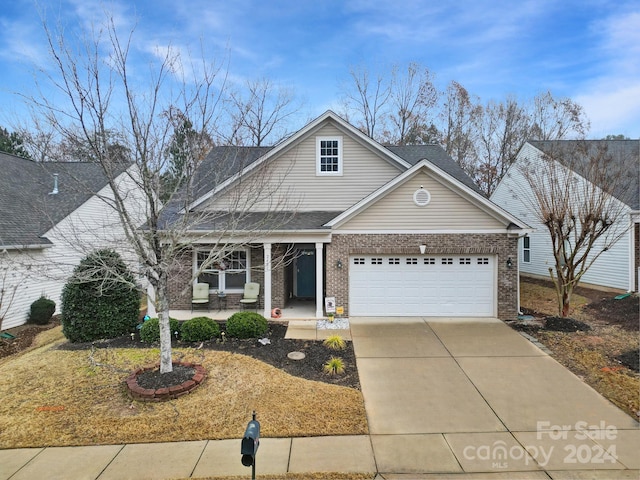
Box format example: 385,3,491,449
560,284,573,318
156,275,173,374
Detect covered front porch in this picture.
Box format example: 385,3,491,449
160,235,332,319
168,298,317,321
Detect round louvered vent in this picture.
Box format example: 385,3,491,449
413,187,431,206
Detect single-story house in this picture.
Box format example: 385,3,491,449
165,111,527,319
491,140,639,292
0,152,146,330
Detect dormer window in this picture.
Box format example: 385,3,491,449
316,136,343,175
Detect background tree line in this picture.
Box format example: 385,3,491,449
1,61,633,197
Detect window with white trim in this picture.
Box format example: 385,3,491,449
195,249,249,292
353,258,365,265
523,236,531,263
316,136,342,175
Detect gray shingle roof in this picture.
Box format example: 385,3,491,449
176,211,337,232
529,140,640,210
386,145,484,195
0,152,126,248
190,146,273,202
160,141,483,231
190,143,482,201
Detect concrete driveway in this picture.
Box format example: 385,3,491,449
351,317,640,478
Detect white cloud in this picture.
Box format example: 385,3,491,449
575,8,640,137
0,18,48,66
577,83,640,138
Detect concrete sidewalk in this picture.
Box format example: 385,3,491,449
0,435,376,480
2,317,639,480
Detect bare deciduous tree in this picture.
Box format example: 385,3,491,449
529,91,590,141
519,141,632,316
26,14,296,373
383,63,438,145
474,97,531,196
225,78,301,146
339,65,391,139
438,81,482,176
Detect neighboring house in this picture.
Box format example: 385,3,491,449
491,140,639,292
0,152,146,330
165,111,527,319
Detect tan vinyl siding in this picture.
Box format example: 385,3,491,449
202,123,402,212
338,171,505,230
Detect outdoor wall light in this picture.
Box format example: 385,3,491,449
336,259,343,269
506,257,513,268
419,244,427,255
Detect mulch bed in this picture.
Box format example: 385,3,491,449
585,294,639,331
58,322,360,389
617,350,640,373
0,319,61,360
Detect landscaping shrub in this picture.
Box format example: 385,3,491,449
181,317,220,342
323,357,345,375
28,296,56,325
323,334,346,350
226,312,268,339
139,317,182,343
61,249,140,342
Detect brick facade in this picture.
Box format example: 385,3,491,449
168,244,288,311
168,234,519,319
325,233,519,319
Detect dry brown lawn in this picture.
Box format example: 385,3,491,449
0,327,368,448
519,278,639,420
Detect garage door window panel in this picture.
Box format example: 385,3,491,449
349,254,495,317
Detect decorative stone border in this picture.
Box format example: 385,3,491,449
125,361,206,402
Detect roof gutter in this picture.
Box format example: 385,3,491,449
1,243,54,251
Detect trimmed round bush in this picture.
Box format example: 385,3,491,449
139,317,182,343
226,312,268,339
28,296,56,325
181,316,220,342
61,249,140,342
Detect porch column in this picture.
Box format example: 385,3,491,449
315,242,324,318
263,243,272,318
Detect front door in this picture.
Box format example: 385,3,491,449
295,250,316,298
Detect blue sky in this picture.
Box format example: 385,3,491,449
0,0,638,138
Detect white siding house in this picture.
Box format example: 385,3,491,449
1,153,147,330
491,140,639,292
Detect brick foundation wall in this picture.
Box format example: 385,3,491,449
167,234,520,319
325,233,519,319
167,244,287,311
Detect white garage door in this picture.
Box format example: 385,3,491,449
349,255,495,316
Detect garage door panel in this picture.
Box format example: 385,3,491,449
349,255,495,317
